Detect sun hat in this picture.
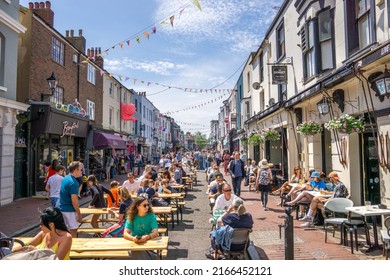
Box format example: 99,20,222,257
268,163,274,168
310,171,320,178
259,159,268,167
233,197,244,208
328,171,339,180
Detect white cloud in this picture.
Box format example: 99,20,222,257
155,0,283,53
105,58,187,76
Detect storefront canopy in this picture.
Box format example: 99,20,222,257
93,131,126,150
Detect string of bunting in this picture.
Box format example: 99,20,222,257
164,94,227,115
83,0,202,62
176,121,208,127
97,69,234,94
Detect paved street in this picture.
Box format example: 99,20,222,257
0,170,385,260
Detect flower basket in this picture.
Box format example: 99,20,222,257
297,121,322,136
263,129,280,141
248,133,264,145
324,114,365,134
240,136,248,143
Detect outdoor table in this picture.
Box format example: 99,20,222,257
156,193,184,225
345,205,390,249
16,236,169,259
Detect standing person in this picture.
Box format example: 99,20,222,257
229,152,246,197
76,156,86,198
129,152,135,172
45,165,65,208
58,161,83,238
45,159,58,183
11,207,72,260
255,159,273,210
223,151,230,176
105,154,114,182
87,175,116,228
135,153,143,176
240,150,248,167
214,150,221,170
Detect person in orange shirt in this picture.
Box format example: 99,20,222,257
107,181,120,209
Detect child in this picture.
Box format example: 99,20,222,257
107,181,120,209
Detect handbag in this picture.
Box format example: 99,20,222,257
102,220,125,238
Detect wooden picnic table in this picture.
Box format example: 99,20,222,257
16,236,169,260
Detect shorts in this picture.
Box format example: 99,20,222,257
62,211,79,230
259,184,272,192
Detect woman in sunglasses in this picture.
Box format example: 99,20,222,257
123,197,158,244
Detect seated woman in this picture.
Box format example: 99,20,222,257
162,170,177,184
285,170,324,201
273,166,304,198
154,179,173,206
285,171,326,205
12,207,72,260
123,197,159,244
208,197,253,259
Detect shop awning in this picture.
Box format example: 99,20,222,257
93,131,126,150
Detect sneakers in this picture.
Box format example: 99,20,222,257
299,215,312,222
300,221,315,228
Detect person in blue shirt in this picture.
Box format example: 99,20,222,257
285,171,327,210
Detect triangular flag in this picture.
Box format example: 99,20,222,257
119,42,124,48
152,26,157,34
118,75,122,81
193,0,202,11
169,15,175,27
125,77,129,81
126,40,131,46
111,45,115,49
147,82,151,86
143,31,150,39
133,79,137,84
100,70,105,76
136,36,140,43
179,8,185,18
160,21,168,25
104,49,109,55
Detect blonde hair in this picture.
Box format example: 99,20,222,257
118,187,131,200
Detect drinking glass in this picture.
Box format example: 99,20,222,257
365,201,371,211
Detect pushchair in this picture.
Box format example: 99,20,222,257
0,232,25,259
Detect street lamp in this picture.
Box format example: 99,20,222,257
317,98,330,115
370,65,390,101
40,72,58,101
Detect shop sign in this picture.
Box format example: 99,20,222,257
272,66,288,84
61,121,80,138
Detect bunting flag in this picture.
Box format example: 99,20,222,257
193,0,202,11
169,15,175,27
164,93,227,115
81,1,202,62
121,103,137,121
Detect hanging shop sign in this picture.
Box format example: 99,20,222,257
272,66,288,85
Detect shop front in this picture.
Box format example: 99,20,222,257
29,103,89,196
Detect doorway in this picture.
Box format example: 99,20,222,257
362,133,380,205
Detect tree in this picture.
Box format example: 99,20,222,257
193,132,208,150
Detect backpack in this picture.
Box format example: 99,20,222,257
102,220,125,238
258,167,270,185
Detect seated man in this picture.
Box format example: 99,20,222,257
300,171,349,228
213,184,237,221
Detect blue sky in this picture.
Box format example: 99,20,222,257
20,0,282,134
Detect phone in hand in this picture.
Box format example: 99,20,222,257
136,236,142,240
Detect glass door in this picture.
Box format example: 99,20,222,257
363,133,380,205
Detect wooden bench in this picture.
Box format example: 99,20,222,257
77,227,168,237
80,218,118,224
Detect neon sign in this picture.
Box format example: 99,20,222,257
61,121,80,138
54,99,87,117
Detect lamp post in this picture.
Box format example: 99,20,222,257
40,72,58,101
370,65,390,101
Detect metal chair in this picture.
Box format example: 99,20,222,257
218,228,252,260
381,216,390,259
323,198,353,243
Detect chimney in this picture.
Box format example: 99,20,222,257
65,30,69,37
29,1,54,27
94,47,104,69
91,48,95,58
87,49,91,57
66,29,86,53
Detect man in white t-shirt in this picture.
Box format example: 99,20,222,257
214,184,237,214
122,172,140,193
45,165,65,208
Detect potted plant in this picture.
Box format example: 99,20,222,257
324,114,365,134
248,133,264,145
297,121,322,136
263,128,280,141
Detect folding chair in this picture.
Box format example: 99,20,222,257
218,228,252,260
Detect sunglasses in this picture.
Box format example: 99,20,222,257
141,203,150,208
223,189,232,192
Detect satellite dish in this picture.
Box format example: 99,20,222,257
252,82,261,90
269,98,275,106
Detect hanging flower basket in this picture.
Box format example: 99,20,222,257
263,128,280,141
240,136,248,143
324,114,365,134
297,121,322,136
248,133,264,145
